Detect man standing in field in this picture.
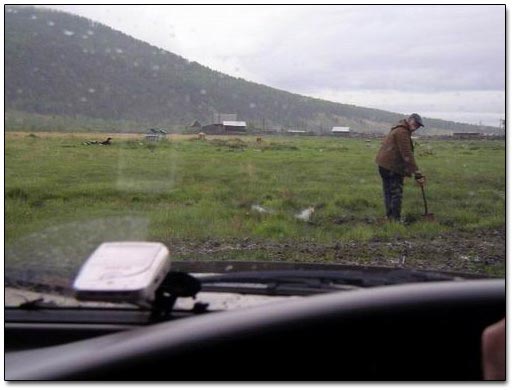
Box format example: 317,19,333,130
375,113,426,221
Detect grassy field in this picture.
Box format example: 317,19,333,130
5,132,505,275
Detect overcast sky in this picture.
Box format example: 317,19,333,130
47,5,505,127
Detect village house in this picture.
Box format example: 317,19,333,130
331,126,352,136
201,120,247,134
145,128,168,142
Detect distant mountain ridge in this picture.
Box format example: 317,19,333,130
5,6,498,134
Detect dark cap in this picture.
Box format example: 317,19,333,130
409,113,424,127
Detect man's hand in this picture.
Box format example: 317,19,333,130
482,318,506,380
414,172,426,186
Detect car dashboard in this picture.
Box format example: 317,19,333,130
5,279,505,380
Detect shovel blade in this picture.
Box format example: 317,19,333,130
422,213,436,222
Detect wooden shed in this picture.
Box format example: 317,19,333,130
223,121,247,132
201,121,247,134
145,128,168,142
332,126,352,136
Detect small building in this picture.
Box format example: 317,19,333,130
452,132,482,139
201,121,247,134
223,121,247,132
201,123,224,134
189,120,202,129
145,128,168,142
287,129,307,135
332,126,352,136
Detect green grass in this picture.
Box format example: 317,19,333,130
5,133,505,261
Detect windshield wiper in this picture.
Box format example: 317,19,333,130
17,298,59,310
7,268,461,322
196,269,459,296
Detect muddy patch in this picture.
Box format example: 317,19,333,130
166,227,505,277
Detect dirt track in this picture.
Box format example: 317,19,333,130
4,227,504,296
166,227,505,276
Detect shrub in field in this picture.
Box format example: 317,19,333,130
6,188,29,202
261,143,299,151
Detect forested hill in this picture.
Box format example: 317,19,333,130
5,6,496,133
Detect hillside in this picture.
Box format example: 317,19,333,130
5,6,498,134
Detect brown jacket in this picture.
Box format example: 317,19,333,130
375,119,419,177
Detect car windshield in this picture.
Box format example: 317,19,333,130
5,5,505,308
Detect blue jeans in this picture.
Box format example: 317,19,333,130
379,166,404,220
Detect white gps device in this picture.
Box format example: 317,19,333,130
73,242,171,305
